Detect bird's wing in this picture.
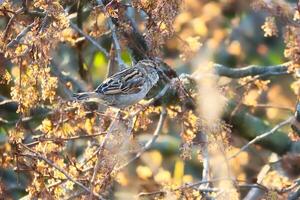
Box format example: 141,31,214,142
95,67,145,95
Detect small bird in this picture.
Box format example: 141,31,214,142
73,59,160,108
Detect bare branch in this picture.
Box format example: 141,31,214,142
243,153,277,200
286,179,300,200
138,177,265,197
106,44,118,77
0,117,10,124
0,98,17,106
245,103,293,112
7,21,35,48
96,0,127,70
228,117,293,160
25,132,106,147
199,132,210,192
19,143,105,200
212,62,291,78
89,110,121,198
69,22,109,57
116,108,167,171
2,8,24,39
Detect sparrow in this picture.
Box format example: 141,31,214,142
73,59,160,108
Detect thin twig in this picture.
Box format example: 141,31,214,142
89,110,121,199
146,84,171,105
0,117,10,124
7,21,35,48
139,183,266,197
243,153,277,200
138,177,258,197
280,178,300,193
96,0,126,70
65,190,87,200
25,132,106,147
38,12,49,33
69,22,109,57
130,84,170,117
2,8,23,39
228,117,293,160
245,103,293,112
199,132,210,191
116,108,167,171
19,143,105,200
106,43,118,77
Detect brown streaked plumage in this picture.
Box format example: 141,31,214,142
73,59,160,108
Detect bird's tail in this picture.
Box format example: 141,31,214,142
73,92,98,101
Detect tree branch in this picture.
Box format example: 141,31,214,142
69,22,109,58
89,110,121,198
199,132,210,191
96,0,126,70
178,74,298,155
19,143,105,200
212,62,291,78
116,108,167,171
228,117,293,160
7,21,35,48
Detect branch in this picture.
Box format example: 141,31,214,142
0,99,16,106
96,0,126,70
89,110,121,198
69,22,109,58
106,44,118,77
19,143,105,200
7,21,35,48
138,177,265,198
25,132,106,147
122,8,150,61
199,132,210,191
116,108,167,171
51,61,88,92
243,153,276,200
2,8,24,39
228,117,293,160
287,179,300,200
245,103,293,112
212,62,291,78
177,74,299,155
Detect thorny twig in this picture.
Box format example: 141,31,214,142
228,117,293,160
